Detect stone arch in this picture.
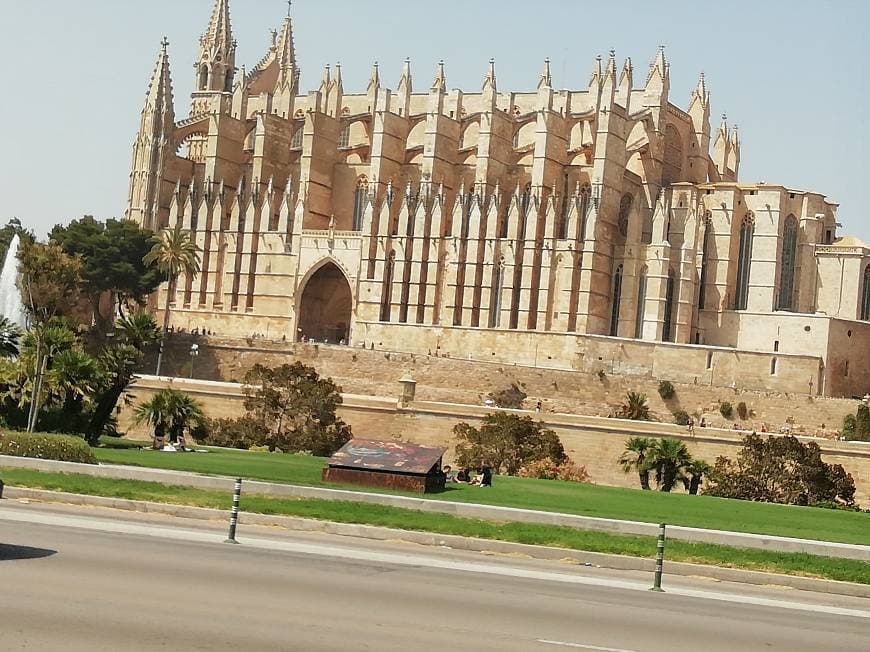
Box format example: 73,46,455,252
199,64,209,90
296,259,354,344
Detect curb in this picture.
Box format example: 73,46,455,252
3,486,869,600
2,455,868,561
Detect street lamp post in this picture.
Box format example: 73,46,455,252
189,343,200,379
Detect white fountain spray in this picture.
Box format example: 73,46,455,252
0,234,28,329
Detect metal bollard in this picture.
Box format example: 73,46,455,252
224,478,242,544
650,523,666,592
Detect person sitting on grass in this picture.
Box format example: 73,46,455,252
454,467,471,483
470,463,493,487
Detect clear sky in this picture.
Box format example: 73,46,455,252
0,0,867,240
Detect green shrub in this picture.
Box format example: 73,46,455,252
841,414,857,440
98,435,145,450
488,383,528,409
203,416,265,450
856,404,870,441
0,431,97,464
518,458,590,483
719,401,734,420
737,401,749,420
658,380,676,400
672,410,690,426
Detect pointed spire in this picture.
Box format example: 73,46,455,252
694,71,708,103
319,63,331,95
144,38,175,118
730,123,740,147
334,61,343,90
619,57,633,84
196,0,236,92
589,55,602,88
483,58,497,93
275,9,297,82
605,49,617,82
646,45,669,86
432,59,447,93
399,57,413,92
204,0,233,52
538,57,553,89
367,61,380,93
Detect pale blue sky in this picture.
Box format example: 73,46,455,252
0,0,867,239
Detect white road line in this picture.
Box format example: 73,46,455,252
538,640,636,652
3,505,869,621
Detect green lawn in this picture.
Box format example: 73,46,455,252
93,446,870,545
4,468,869,586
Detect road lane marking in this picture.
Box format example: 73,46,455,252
538,640,636,652
3,504,869,622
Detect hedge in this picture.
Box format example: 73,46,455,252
0,431,97,464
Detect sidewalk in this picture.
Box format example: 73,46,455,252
2,453,869,561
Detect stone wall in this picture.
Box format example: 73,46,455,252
149,336,859,436
119,376,870,506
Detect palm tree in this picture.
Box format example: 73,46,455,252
682,459,713,496
144,225,201,377
87,343,144,444
116,312,162,352
618,437,655,490
48,349,100,415
134,388,205,449
647,438,692,492
0,316,21,358
621,392,651,421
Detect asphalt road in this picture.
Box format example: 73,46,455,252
1,502,869,652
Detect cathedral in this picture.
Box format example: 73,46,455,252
127,0,870,398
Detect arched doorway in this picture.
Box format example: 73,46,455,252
297,263,353,344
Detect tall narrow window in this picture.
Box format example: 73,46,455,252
861,265,870,321
489,261,505,328
199,65,209,91
609,264,624,336
352,180,367,231
735,214,754,310
380,252,395,322
698,217,712,309
634,267,648,339
291,127,303,150
662,269,676,342
339,124,350,148
579,185,591,240
617,193,633,240
777,215,798,311
509,185,531,330
558,174,571,239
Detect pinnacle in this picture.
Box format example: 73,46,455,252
538,57,552,89
146,40,174,109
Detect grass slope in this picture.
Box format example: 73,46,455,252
4,468,869,586
93,447,870,545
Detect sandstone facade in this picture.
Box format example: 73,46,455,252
128,0,870,398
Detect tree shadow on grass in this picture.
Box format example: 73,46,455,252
0,544,57,561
